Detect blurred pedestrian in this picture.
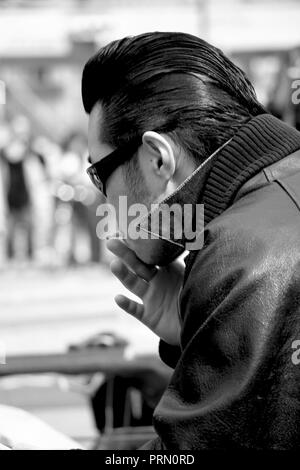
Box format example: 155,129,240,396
0,115,50,262
0,123,33,260
55,131,102,265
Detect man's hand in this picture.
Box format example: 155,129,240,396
107,239,184,346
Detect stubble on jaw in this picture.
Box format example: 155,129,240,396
123,152,152,208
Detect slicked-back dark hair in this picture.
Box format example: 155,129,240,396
82,32,266,163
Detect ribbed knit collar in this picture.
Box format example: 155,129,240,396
201,113,300,225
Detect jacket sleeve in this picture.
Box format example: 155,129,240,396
151,212,300,450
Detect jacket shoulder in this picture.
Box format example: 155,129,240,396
183,179,300,314
207,178,300,256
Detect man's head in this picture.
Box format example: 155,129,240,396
82,32,265,261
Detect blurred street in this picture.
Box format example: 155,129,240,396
0,264,158,355
0,264,158,446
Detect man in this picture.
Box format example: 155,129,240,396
82,32,300,449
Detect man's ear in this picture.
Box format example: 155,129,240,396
141,131,176,181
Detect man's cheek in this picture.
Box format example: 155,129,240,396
106,168,126,200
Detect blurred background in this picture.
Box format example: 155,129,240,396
0,0,300,450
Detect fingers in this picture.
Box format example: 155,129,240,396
114,294,145,320
107,238,157,281
111,258,149,300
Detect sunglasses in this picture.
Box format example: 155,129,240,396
86,139,141,197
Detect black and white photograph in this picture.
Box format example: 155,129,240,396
0,0,300,456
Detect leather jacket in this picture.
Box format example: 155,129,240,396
143,114,300,450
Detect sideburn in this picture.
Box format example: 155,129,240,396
123,152,151,206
